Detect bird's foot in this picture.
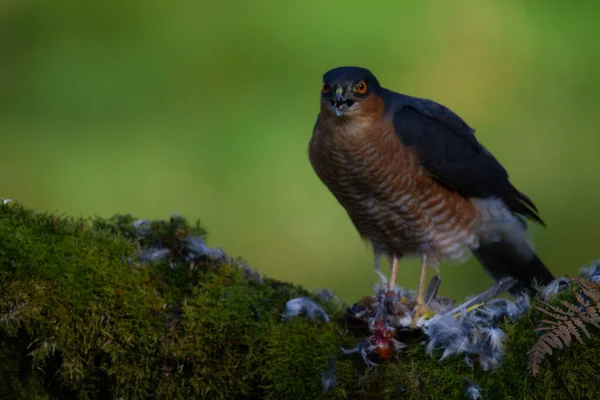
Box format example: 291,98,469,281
410,297,425,328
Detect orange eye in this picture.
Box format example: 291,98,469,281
322,83,330,94
354,81,367,94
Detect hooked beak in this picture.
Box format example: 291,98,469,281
331,87,354,117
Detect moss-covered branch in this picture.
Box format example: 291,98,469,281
0,202,598,399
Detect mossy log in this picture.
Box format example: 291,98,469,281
0,202,598,399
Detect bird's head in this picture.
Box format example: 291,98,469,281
320,66,382,118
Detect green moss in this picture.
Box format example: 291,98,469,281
1,201,599,399
260,318,357,400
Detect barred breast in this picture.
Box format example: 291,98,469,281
309,108,481,265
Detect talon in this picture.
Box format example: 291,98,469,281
411,254,429,328
410,297,425,328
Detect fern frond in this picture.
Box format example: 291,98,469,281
575,278,600,302
565,320,585,344
527,277,600,376
572,280,591,306
538,302,571,318
559,299,584,314
527,331,563,376
573,277,600,330
571,317,592,339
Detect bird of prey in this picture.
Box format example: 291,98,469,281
308,66,554,325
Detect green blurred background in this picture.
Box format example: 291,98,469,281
1,0,598,303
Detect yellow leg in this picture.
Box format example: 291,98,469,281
411,254,428,328
388,256,399,292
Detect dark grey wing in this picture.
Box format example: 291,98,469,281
390,94,544,225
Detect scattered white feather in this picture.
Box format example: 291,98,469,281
464,355,473,369
186,236,228,261
391,338,407,351
463,378,482,399
239,264,264,283
421,293,529,370
139,248,170,263
131,219,152,237
542,277,571,301
132,219,150,228
314,288,337,303
341,338,378,367
320,356,337,394
283,297,329,323
131,218,265,283
579,260,600,284
482,326,505,353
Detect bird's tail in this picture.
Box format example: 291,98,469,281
472,241,554,296
470,197,554,296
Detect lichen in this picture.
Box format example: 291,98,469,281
1,201,599,399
